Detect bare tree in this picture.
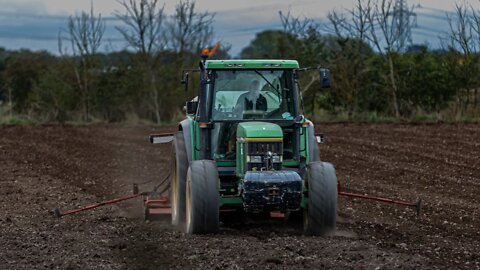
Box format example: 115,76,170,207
367,0,416,117
115,0,166,123
328,0,373,43
59,5,105,121
279,10,316,39
447,3,476,54
446,2,480,113
115,0,166,62
473,5,480,48
114,0,217,123
167,0,215,56
369,0,401,116
329,0,416,117
327,1,375,116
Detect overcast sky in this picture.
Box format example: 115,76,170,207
1,0,479,56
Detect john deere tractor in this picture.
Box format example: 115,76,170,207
170,52,337,235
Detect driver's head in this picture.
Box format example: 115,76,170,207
250,80,261,95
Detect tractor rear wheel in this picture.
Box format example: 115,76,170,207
185,160,220,234
171,132,188,226
305,161,337,236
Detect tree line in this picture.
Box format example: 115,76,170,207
0,0,479,123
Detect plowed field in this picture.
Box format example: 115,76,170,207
1,123,479,269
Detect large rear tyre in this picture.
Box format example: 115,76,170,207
171,132,188,226
185,160,220,234
304,161,337,236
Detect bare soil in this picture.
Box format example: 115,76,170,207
0,123,479,269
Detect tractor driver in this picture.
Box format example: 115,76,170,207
235,80,268,114
217,80,268,159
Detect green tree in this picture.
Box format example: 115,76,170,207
4,50,54,114
0,47,8,104
240,30,301,59
29,60,76,122
326,37,375,116
396,49,458,115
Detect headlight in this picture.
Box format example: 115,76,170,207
247,155,262,163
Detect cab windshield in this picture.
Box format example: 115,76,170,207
211,69,296,121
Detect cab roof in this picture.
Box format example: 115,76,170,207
205,59,299,69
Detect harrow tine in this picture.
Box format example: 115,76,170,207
415,198,423,215
338,183,423,215
52,193,143,218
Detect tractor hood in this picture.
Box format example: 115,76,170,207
236,122,283,139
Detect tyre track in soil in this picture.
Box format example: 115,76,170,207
1,123,479,269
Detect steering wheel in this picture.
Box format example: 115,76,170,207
242,110,266,119
213,109,241,120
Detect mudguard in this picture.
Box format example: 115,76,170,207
307,122,320,163
179,119,192,163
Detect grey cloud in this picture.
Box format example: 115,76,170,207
0,0,48,14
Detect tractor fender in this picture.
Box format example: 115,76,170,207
306,121,320,162
179,119,192,163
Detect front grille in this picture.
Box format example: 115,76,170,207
247,141,283,171
248,141,282,154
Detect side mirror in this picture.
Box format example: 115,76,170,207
181,72,189,91
186,100,198,115
315,133,325,144
318,68,331,88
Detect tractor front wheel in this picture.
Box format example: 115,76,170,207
185,160,220,234
305,161,337,236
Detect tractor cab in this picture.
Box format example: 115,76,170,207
205,61,300,165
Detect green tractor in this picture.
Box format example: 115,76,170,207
170,52,337,236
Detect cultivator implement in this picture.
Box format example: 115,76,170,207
52,173,421,220
52,134,176,220
134,184,171,220
53,167,173,220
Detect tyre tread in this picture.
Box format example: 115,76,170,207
306,161,337,236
